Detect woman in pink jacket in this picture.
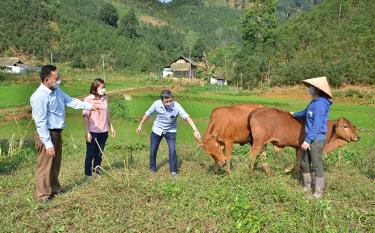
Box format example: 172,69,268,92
82,79,116,176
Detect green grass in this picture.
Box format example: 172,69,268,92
0,84,374,232
0,70,162,109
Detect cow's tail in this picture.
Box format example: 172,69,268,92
247,107,267,145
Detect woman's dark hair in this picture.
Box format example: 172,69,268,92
90,78,105,95
320,91,331,99
160,89,173,100
40,65,57,82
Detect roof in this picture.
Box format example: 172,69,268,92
0,57,23,66
171,62,190,71
170,56,199,67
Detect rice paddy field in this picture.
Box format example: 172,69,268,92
0,75,374,232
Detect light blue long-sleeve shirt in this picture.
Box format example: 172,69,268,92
145,100,189,136
30,84,92,149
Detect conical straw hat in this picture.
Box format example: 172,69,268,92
302,76,332,98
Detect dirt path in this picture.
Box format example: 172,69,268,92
1,84,184,122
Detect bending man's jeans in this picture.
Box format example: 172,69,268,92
301,140,325,177
150,131,177,173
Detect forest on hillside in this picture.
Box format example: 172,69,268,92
234,0,375,86
0,0,373,86
0,0,241,71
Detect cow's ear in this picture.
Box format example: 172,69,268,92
323,138,348,154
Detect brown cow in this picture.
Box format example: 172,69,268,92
248,107,360,175
198,104,263,175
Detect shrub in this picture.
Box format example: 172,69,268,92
110,99,129,119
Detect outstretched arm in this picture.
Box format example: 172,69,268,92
186,116,201,141
136,114,151,135
291,108,307,118
137,102,156,135
62,90,92,110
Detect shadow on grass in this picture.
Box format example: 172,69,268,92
111,161,125,169
60,176,90,194
152,157,184,172
0,138,35,175
208,164,227,176
110,153,137,170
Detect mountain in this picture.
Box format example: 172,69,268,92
0,0,321,72
0,0,242,71
232,0,374,86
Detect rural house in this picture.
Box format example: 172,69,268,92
169,56,205,78
0,57,40,73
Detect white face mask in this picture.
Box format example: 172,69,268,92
308,86,317,96
98,88,106,96
52,80,61,89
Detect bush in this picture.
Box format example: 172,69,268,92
0,73,6,82
72,56,86,69
110,99,129,119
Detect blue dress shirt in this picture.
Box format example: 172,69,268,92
30,84,92,149
145,100,189,136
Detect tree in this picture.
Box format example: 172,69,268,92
184,31,199,78
119,8,139,39
99,3,119,27
241,0,277,48
239,0,278,86
192,38,205,60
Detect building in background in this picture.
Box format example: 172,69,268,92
0,57,40,74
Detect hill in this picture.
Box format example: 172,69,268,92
0,0,242,71
0,0,321,73
236,0,375,86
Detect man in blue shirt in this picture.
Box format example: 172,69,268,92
30,65,95,202
136,90,201,177
291,76,332,199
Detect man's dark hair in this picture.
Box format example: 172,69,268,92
40,65,57,82
90,78,105,95
160,89,173,100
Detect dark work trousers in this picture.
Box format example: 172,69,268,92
149,131,177,173
301,140,325,177
85,132,108,176
34,130,62,200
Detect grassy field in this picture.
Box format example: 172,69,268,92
0,69,163,109
0,81,374,232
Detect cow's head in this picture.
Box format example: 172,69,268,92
197,135,227,167
334,117,360,142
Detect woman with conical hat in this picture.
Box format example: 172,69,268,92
291,76,332,199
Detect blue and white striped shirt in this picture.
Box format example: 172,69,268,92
30,84,92,149
145,100,189,136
